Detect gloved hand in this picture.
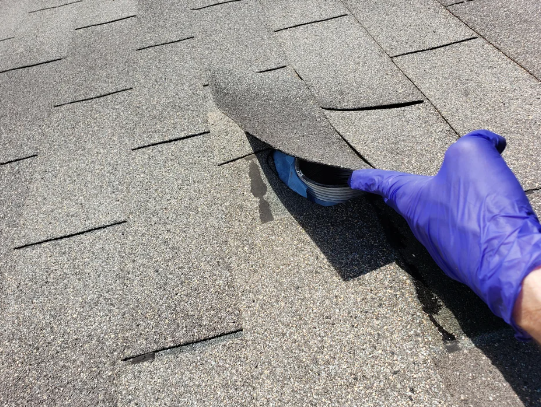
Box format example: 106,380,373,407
349,129,541,340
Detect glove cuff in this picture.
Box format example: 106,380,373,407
482,226,541,341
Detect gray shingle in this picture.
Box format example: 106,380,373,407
54,17,136,105
0,227,125,406
0,5,75,73
75,0,136,29
343,0,474,57
326,102,458,175
208,108,270,166
121,136,242,357
449,0,541,80
191,0,285,74
394,39,541,190
259,0,348,31
276,16,422,109
210,67,366,169
0,0,29,39
433,332,541,406
0,63,61,162
137,0,194,50
130,41,209,149
12,94,132,247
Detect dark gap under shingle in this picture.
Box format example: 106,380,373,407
136,36,195,51
132,131,210,151
29,0,82,14
191,0,241,11
525,188,541,196
13,220,127,250
273,14,349,33
322,100,424,111
0,154,38,166
0,58,63,74
54,88,133,107
123,329,244,364
390,37,478,58
75,15,137,30
217,148,272,166
257,65,288,74
0,37,15,42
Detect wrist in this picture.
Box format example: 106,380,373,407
513,266,541,342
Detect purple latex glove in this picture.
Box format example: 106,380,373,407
349,130,541,340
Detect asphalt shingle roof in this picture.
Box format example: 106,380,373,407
1,0,541,405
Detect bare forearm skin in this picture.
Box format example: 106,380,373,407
513,267,541,344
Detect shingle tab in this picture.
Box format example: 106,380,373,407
54,17,136,105
0,63,61,162
13,94,132,247
210,67,366,169
121,136,242,357
191,0,285,74
449,0,541,79
0,6,75,73
130,41,209,149
326,102,458,175
0,0,30,39
276,16,422,109
137,0,194,50
0,228,126,405
343,0,474,56
395,39,541,190
259,0,348,31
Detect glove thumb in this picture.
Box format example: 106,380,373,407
349,168,430,215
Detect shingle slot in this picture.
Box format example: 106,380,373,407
0,154,38,166
123,329,244,364
75,15,137,30
257,65,288,74
0,37,15,42
217,149,272,166
191,0,241,11
391,37,478,58
13,221,127,250
273,13,348,32
322,100,424,112
0,58,63,74
132,131,210,151
54,88,133,107
28,0,82,14
136,36,195,51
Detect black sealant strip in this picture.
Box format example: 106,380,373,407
0,154,38,166
322,100,424,112
75,15,137,30
0,58,63,74
257,65,288,74
54,88,133,107
217,148,272,166
132,131,210,151
14,220,127,250
191,0,241,10
273,14,349,32
136,36,195,51
123,329,244,364
29,0,83,13
391,37,478,58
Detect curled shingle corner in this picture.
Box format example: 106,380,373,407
209,67,368,170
